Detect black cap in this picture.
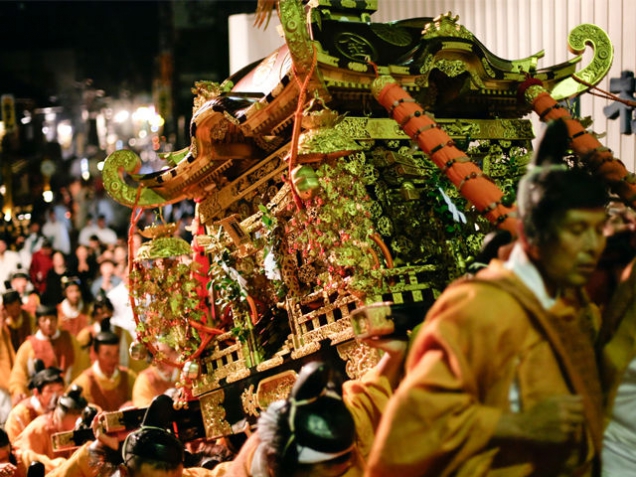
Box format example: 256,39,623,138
122,395,184,466
2,289,21,305
57,384,88,412
289,362,355,456
35,304,58,318
28,366,64,391
27,461,45,477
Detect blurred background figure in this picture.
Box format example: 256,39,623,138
2,290,34,354
0,236,21,293
69,328,137,411
9,304,76,406
4,362,65,441
7,272,39,317
12,384,88,474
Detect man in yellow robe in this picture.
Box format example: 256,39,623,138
366,120,610,477
0,316,15,425
4,365,64,441
8,304,75,405
12,384,88,474
70,329,137,411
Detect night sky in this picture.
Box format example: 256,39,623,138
0,1,259,103
0,1,161,95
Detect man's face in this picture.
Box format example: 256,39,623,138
37,314,58,337
96,343,120,377
59,411,81,432
534,208,608,292
3,301,21,319
10,277,28,294
35,382,64,410
64,284,81,305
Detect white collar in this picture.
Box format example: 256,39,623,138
34,329,61,341
60,299,83,319
92,359,120,381
30,394,44,414
504,242,557,310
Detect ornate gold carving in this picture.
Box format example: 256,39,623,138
226,368,251,383
434,59,467,78
347,61,369,72
255,354,284,372
422,12,474,41
290,341,321,359
101,149,167,208
550,23,614,101
524,84,547,105
336,32,377,63
241,384,260,417
480,57,495,78
280,0,316,76
256,370,298,410
336,340,382,380
199,390,232,438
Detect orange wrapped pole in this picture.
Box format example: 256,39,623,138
519,78,636,206
371,75,518,235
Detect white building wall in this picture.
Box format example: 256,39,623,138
229,1,636,170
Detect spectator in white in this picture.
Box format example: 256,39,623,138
94,214,118,247
0,236,21,293
91,259,121,301
18,221,46,271
41,208,71,256
107,268,137,370
77,214,99,247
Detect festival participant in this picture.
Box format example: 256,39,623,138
12,385,87,474
69,329,137,412
366,119,610,477
132,342,180,408
57,277,90,337
1,290,34,353
7,272,39,317
4,364,65,441
9,305,75,406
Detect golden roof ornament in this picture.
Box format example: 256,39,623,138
422,12,473,41
296,93,363,162
135,223,192,261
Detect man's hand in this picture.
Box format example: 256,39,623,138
91,412,129,451
0,463,16,477
494,395,585,445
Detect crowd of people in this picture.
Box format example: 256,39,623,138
3,119,636,476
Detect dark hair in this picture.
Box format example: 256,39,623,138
2,289,21,305
28,366,64,392
61,276,82,291
517,119,608,245
122,395,185,473
93,330,120,352
57,384,88,413
0,428,17,466
35,304,58,319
